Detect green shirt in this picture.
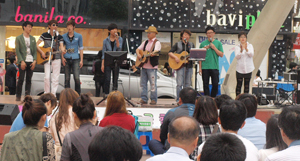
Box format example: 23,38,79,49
199,39,223,70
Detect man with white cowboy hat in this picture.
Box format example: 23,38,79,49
136,26,161,105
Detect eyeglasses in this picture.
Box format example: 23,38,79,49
52,24,58,27
206,32,214,34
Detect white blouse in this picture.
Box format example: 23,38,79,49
235,42,255,74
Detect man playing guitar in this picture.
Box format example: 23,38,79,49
37,19,65,96
136,26,161,105
168,29,195,102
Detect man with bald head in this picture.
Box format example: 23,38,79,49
147,116,200,161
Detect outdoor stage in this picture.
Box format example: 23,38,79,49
0,95,282,145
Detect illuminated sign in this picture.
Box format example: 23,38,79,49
15,6,87,24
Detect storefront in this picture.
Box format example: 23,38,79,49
0,0,297,93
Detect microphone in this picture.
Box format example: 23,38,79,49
184,38,187,43
209,38,212,42
115,33,118,37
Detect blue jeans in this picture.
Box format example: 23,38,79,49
140,68,157,102
176,67,193,101
64,59,81,95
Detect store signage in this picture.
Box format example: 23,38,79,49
293,33,300,49
206,10,261,30
15,6,86,24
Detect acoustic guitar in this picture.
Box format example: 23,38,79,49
136,50,159,67
168,51,190,70
37,47,71,65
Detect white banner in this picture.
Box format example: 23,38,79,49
96,107,171,129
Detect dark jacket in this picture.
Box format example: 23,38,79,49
93,60,105,82
5,63,17,88
160,103,195,145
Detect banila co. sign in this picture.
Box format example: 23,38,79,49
15,6,87,24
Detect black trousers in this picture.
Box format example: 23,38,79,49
202,69,219,97
16,62,33,98
104,66,120,95
236,71,252,96
95,79,105,97
9,87,16,95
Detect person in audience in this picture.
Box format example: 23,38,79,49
88,126,143,161
5,55,18,95
49,88,79,161
60,94,103,161
99,91,135,133
0,96,55,161
253,69,262,87
147,116,200,161
265,106,300,161
10,93,57,132
190,96,221,160
214,94,232,109
236,93,266,150
198,133,246,161
198,99,259,161
258,114,287,161
148,87,197,155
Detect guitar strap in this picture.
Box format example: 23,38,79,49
145,39,158,63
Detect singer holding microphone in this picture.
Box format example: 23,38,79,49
168,29,195,102
235,32,254,96
37,19,65,96
199,26,224,97
101,23,123,97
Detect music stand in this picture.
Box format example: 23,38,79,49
96,51,137,107
190,48,206,92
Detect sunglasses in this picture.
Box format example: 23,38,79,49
52,24,58,27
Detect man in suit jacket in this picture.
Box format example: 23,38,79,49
5,55,18,95
15,21,37,101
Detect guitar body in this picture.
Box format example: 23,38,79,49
37,47,54,65
136,50,159,68
168,51,189,70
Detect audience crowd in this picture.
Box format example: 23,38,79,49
1,87,300,161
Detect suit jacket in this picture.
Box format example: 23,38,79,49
5,64,17,88
15,34,37,64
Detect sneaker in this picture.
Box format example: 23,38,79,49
16,97,21,101
150,100,156,105
139,100,147,104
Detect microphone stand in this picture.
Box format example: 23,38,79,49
48,30,55,94
183,40,187,89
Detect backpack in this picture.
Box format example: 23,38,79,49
128,110,139,138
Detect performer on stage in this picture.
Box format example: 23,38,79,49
62,20,83,95
15,21,37,101
101,23,123,97
199,26,224,97
168,29,195,102
136,26,161,105
37,20,65,96
235,32,254,96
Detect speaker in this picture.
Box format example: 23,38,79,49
0,104,19,125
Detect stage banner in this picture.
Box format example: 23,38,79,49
96,107,171,129
196,33,238,84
